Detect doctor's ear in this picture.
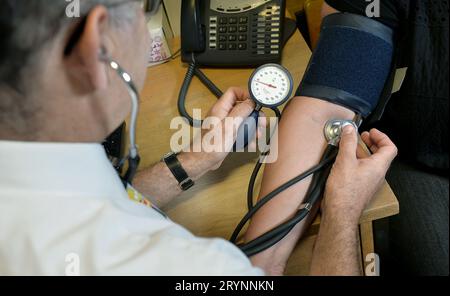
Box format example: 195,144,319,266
63,5,112,92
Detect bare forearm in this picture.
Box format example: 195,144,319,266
310,214,362,276
244,97,354,274
132,88,259,209
310,127,398,275
133,152,212,208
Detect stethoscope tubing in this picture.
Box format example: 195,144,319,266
230,145,338,247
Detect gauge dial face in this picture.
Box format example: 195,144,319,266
249,64,293,107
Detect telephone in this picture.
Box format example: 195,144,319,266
181,0,287,67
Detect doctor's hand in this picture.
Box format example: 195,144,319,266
135,88,266,206
322,127,398,225
192,87,267,171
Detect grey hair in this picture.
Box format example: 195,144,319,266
0,0,140,93
0,0,144,135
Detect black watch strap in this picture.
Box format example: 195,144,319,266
162,153,195,191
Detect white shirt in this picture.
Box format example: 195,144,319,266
0,141,263,276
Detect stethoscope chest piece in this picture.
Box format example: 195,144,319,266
324,119,359,146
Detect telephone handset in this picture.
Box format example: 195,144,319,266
181,0,287,67
181,0,206,53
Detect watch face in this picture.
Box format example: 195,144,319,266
249,64,293,107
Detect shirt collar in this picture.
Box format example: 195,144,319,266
0,141,126,198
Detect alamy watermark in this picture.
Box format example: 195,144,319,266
65,252,81,276
65,0,81,18
365,0,380,18
365,253,381,276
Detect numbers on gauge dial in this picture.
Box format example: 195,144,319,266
250,66,291,106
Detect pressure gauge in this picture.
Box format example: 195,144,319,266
233,64,294,151
249,64,294,108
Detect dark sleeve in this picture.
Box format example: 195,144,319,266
325,0,401,29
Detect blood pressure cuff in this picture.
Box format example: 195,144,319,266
297,13,395,117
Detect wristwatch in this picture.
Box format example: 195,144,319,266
162,152,195,191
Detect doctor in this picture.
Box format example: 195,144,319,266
0,0,397,275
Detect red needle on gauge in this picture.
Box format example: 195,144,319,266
256,80,277,89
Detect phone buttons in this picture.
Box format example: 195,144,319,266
229,17,238,24
228,44,237,50
239,26,248,33
219,17,227,25
219,43,227,50
238,35,247,42
219,27,227,34
229,26,238,33
238,43,247,50
219,35,227,42
239,17,248,24
229,35,237,42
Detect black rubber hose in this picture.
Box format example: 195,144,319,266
271,107,282,119
236,145,338,256
247,160,263,211
240,210,308,255
240,160,331,254
247,107,282,211
230,151,337,243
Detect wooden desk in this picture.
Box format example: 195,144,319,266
138,21,399,275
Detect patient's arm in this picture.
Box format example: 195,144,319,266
243,3,356,275
244,97,354,274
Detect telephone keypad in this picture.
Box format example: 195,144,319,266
214,14,250,52
208,5,281,56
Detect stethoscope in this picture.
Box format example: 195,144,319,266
103,54,363,256
228,64,362,256
231,116,361,256
100,50,141,186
